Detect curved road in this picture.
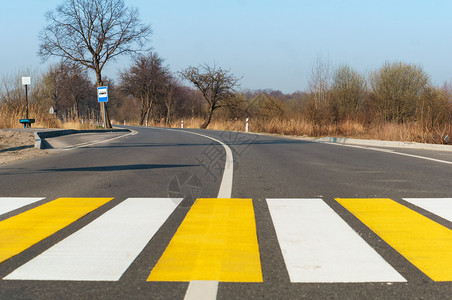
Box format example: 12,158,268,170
0,126,452,299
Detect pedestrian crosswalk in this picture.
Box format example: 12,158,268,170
0,197,451,283
267,199,405,283
0,198,112,265
148,198,262,282
0,197,44,216
338,198,452,282
5,198,182,281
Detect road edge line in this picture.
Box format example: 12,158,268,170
324,142,452,165
159,128,233,198
59,130,137,151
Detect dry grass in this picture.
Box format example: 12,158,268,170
60,121,98,130
0,104,60,129
152,117,451,145
0,104,98,130
363,122,451,144
19,111,448,145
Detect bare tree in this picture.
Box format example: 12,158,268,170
370,62,430,123
309,56,332,108
305,57,334,129
162,78,180,125
42,63,66,117
218,93,247,120
175,86,205,119
120,52,169,126
39,0,151,128
181,64,240,129
332,65,367,121
43,62,93,120
66,66,93,120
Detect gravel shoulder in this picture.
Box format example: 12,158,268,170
0,130,50,165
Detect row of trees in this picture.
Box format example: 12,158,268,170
180,60,451,135
0,64,100,124
303,60,451,130
0,58,206,126
1,0,451,135
1,58,451,132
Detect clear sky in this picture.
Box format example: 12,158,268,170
1,0,452,93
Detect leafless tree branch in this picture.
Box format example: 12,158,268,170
181,64,240,128
39,0,151,128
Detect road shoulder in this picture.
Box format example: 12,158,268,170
0,130,50,165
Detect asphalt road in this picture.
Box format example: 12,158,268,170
0,125,452,299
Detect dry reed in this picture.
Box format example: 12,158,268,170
0,104,98,130
4,108,444,144
151,117,451,145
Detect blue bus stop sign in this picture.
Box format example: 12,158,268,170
97,86,108,103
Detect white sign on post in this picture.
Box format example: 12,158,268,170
97,86,108,102
22,77,31,85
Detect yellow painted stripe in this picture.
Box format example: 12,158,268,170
0,197,112,264
148,198,263,282
337,198,452,281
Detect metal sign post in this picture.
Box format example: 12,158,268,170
25,85,28,120
102,102,107,129
97,86,108,129
22,77,31,127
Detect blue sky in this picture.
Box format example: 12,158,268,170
1,0,452,93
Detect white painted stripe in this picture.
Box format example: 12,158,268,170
267,199,406,283
4,198,182,281
184,280,218,300
185,132,233,198
61,130,137,151
403,198,452,222
0,198,44,216
324,142,452,166
160,128,233,198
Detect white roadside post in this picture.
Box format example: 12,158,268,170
245,117,249,133
181,120,184,128
146,120,148,127
97,86,108,129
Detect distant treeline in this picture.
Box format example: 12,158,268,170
1,55,451,143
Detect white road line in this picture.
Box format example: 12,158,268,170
403,198,452,222
184,280,219,300
61,130,137,151
267,199,406,283
324,142,452,165
4,198,182,281
0,198,44,216
182,131,233,198
157,129,233,199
